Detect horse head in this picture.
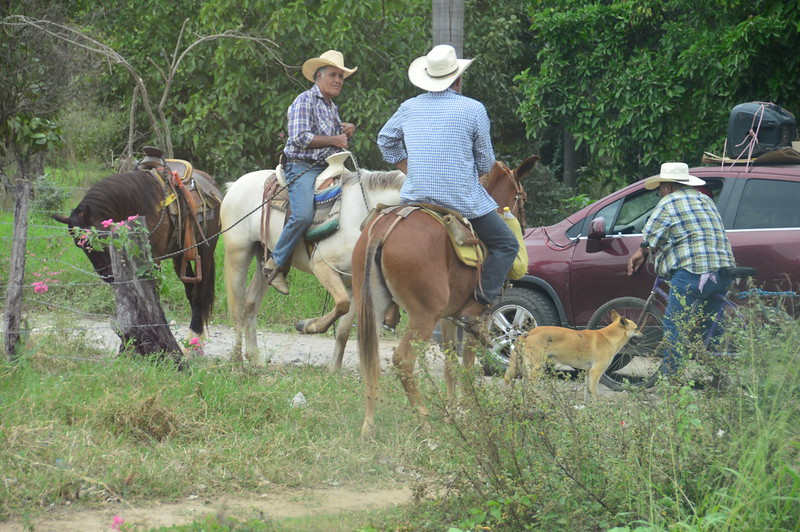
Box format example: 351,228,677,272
482,155,538,229
53,204,115,281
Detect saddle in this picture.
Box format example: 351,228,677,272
136,146,222,283
364,203,486,268
260,151,353,268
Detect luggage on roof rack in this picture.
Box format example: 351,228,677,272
727,102,796,159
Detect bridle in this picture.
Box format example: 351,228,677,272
483,162,528,228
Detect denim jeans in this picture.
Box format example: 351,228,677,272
661,268,732,375
469,211,519,304
271,161,324,268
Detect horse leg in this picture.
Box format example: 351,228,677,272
224,245,256,364
295,260,350,335
329,304,355,373
439,319,461,403
393,313,438,420
243,267,270,365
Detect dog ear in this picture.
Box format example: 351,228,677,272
610,309,621,321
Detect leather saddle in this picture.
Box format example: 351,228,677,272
363,203,485,268
135,146,221,282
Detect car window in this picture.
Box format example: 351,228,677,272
613,189,660,234
733,178,800,229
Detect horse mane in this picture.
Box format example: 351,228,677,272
343,169,406,192
78,171,164,224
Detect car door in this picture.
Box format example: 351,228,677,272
723,171,800,291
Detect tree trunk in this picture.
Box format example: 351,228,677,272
109,226,186,370
432,0,464,55
3,176,31,361
563,127,579,188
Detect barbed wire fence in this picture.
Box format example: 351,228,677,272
0,195,208,359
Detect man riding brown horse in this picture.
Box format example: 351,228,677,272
376,44,519,339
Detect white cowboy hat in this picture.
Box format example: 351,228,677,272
301,50,358,82
644,162,707,190
408,44,474,92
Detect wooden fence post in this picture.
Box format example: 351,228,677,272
3,177,31,361
108,223,186,370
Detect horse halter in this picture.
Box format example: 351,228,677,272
485,162,528,228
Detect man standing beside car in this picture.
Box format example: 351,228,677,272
627,162,737,377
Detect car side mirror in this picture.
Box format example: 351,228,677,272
586,216,606,253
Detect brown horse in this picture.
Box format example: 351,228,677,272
54,165,222,337
352,156,538,438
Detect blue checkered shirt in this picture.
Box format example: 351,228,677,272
377,89,497,218
643,188,736,278
284,84,343,163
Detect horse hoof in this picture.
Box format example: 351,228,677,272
295,320,308,333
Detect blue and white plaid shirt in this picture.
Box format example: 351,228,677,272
284,84,343,163
377,89,497,218
643,188,736,278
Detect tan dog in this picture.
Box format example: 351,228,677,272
506,311,643,401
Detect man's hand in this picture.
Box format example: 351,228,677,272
627,248,646,276
341,122,356,138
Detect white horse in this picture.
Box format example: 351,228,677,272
221,163,405,368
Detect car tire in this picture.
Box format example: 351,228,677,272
483,287,559,375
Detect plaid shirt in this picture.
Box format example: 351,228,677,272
377,89,496,218
284,84,343,163
643,188,735,278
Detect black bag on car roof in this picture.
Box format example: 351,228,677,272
727,102,796,158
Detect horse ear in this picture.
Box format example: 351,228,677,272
74,205,92,226
516,155,540,180
53,214,69,224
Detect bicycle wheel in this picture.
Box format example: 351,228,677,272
587,296,665,390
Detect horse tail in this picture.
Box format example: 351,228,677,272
357,233,383,438
189,235,217,335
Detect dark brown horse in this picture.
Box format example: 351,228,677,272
54,165,222,337
353,156,538,438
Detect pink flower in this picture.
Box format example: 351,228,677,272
32,281,48,294
111,515,125,529
101,219,114,228
189,337,201,346
127,215,140,222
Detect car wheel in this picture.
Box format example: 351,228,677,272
483,287,559,375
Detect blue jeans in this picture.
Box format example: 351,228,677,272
469,211,519,305
271,161,324,268
661,269,732,375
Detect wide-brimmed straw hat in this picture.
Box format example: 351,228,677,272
301,50,358,82
408,44,474,92
644,162,706,190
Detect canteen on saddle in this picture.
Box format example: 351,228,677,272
275,150,353,192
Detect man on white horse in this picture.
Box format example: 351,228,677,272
265,50,358,295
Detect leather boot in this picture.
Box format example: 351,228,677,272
264,257,289,295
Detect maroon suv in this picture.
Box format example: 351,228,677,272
485,163,800,370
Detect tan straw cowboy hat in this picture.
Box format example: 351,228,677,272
644,162,706,190
301,50,358,82
408,44,474,92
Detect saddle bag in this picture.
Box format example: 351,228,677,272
726,102,796,158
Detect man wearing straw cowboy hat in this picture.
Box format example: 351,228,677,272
265,50,358,295
628,162,736,377
377,44,518,336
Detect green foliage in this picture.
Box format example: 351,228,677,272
31,173,70,213
517,0,800,191
395,315,800,531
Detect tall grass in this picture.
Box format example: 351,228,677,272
402,314,800,531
